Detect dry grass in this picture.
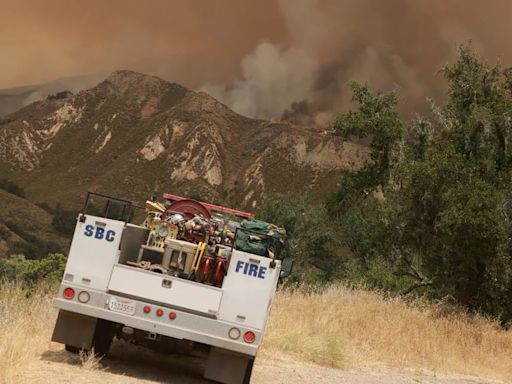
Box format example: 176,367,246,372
2,281,512,383
0,282,56,384
79,348,104,371
263,284,512,382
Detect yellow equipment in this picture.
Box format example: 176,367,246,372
190,241,206,276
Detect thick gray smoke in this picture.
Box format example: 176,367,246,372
202,43,316,119
3,0,512,124
202,0,512,124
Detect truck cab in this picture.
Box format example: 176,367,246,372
51,192,291,384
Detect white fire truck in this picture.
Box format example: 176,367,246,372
51,192,292,384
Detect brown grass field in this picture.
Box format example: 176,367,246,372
265,285,512,381
1,282,511,383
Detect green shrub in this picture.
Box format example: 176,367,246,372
257,194,345,283
330,45,512,320
0,253,66,286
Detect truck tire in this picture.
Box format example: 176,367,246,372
91,319,116,357
243,357,255,384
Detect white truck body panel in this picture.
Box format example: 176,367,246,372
53,288,259,355
108,264,223,315
55,212,284,369
64,215,124,291
218,250,280,330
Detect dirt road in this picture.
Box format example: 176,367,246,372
12,341,502,384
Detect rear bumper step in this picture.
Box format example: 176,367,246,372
53,291,258,356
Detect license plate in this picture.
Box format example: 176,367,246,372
108,296,136,315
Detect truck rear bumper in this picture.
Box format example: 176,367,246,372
53,286,259,356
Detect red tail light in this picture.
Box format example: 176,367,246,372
143,305,151,314
63,288,75,300
169,312,176,320
243,331,255,344
156,308,164,317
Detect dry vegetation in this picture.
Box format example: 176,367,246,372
0,283,56,384
1,282,511,384
263,284,512,382
78,348,104,371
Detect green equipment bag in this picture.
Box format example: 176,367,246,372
234,220,285,257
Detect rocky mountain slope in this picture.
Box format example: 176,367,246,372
0,70,365,211
0,190,69,258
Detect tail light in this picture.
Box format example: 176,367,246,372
169,312,177,320
77,291,90,303
63,287,75,300
156,309,164,317
228,327,241,340
143,305,151,314
243,331,256,344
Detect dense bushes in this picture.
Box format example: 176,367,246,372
258,46,512,322
329,45,512,320
256,195,344,283
0,253,66,286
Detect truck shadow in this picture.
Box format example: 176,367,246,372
41,339,212,383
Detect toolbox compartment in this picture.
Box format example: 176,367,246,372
108,264,223,316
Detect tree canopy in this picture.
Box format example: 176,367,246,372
331,45,512,320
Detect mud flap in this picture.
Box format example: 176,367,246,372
51,310,97,350
204,347,255,384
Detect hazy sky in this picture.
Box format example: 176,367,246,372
2,0,512,119
0,0,285,88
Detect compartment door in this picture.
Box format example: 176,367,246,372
64,215,125,291
108,264,223,315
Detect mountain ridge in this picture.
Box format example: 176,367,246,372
0,70,366,210
0,72,107,117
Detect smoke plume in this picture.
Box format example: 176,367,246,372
2,0,512,123
203,0,512,123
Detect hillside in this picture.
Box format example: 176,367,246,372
0,190,69,258
0,70,365,210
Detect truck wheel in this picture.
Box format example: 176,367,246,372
91,319,115,356
65,345,80,354
243,357,255,384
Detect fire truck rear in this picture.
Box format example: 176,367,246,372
51,192,292,384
